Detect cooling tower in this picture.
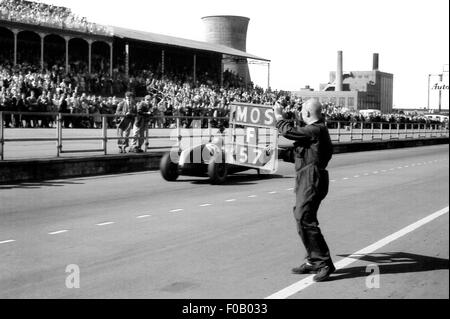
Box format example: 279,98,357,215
202,15,251,85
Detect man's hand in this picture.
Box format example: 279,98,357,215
273,102,284,121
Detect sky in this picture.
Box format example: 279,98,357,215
36,0,449,109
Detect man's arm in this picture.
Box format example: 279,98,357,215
276,119,313,144
273,101,314,144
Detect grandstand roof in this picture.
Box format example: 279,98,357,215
111,26,270,62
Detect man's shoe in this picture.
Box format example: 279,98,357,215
312,264,336,282
292,263,317,274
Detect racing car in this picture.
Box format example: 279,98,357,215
159,135,276,184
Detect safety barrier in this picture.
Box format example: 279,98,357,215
0,111,448,160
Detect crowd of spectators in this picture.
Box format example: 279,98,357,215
1,61,445,130
0,0,113,35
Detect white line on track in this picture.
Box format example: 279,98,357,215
330,180,336,182
268,191,278,194
0,239,15,245
136,214,151,219
199,204,212,207
96,222,115,226
372,171,379,174
248,195,257,198
225,199,236,202
266,206,449,299
169,209,183,213
286,188,294,191
48,230,68,235
342,177,349,180
353,175,360,178
389,168,395,171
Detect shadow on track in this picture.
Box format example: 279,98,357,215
327,252,449,281
0,180,84,190
177,174,291,186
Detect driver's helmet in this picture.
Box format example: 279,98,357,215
211,136,224,146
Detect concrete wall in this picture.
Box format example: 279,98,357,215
0,139,448,184
0,152,164,183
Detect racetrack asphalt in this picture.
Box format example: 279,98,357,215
0,144,448,298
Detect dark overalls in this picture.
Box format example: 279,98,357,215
277,119,333,269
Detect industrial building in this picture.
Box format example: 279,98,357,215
292,51,394,114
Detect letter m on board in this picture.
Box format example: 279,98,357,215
236,105,247,123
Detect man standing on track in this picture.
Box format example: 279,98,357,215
115,91,135,153
129,94,152,153
274,98,335,282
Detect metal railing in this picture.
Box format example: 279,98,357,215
325,120,449,143
0,111,448,160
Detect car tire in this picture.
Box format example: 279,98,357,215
208,159,228,184
160,152,179,181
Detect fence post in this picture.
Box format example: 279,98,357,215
360,121,364,140
208,118,212,142
102,115,108,155
0,112,4,160
388,123,392,140
176,117,181,151
57,113,62,157
370,122,374,141
337,121,341,142
350,121,353,141
144,123,149,153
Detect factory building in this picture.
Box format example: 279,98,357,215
293,51,394,114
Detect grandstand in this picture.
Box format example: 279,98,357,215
0,0,268,83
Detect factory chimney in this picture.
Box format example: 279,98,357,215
336,50,343,92
373,53,379,71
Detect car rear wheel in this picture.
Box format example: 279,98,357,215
160,153,179,181
208,159,228,184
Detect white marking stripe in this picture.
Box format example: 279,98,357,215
342,177,349,180
353,175,360,178
48,230,68,235
169,209,183,213
0,240,15,244
265,206,449,299
286,188,294,191
225,199,236,202
96,222,115,226
268,191,277,194
248,195,257,198
136,214,151,219
200,204,212,207
372,171,378,174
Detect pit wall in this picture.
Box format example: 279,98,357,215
0,138,448,184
